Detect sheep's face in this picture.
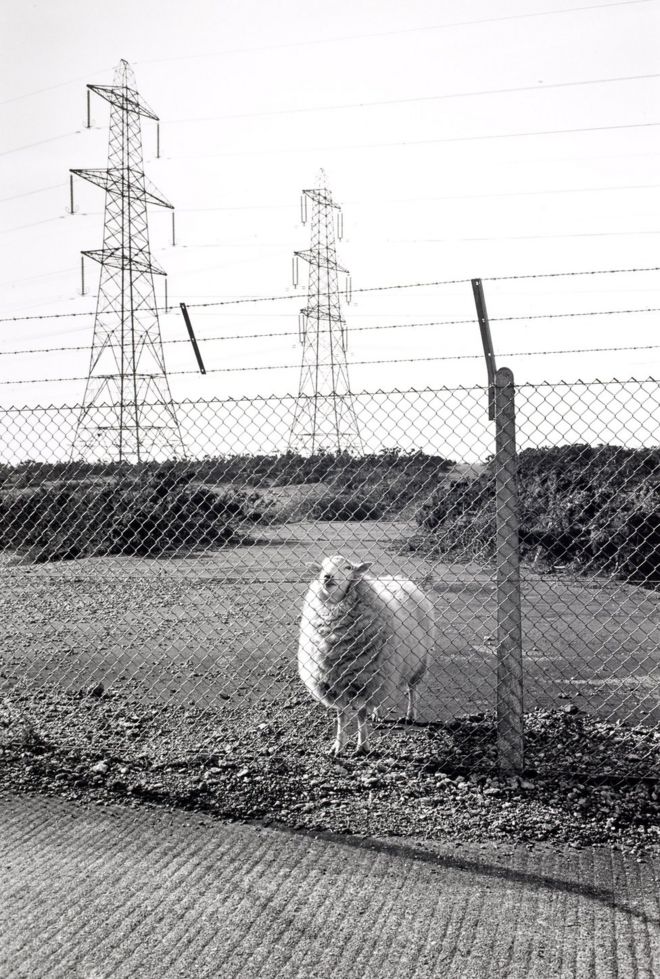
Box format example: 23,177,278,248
318,555,370,603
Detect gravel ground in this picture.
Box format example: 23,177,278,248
1,524,657,859
1,685,658,857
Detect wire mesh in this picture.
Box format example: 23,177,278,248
0,380,658,833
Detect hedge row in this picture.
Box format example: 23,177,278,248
0,469,263,561
415,445,660,583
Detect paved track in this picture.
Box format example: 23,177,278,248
1,791,658,978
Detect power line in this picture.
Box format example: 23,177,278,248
2,307,659,359
407,181,660,202
0,268,72,289
0,67,114,108
135,1,654,69
178,181,660,216
1,175,651,221
404,229,660,243
6,115,656,166
1,3,647,110
0,215,76,236
0,184,63,205
181,225,660,249
166,72,660,125
170,171,660,212
0,131,81,159
5,215,660,243
169,121,660,161
0,265,658,324
2,344,658,385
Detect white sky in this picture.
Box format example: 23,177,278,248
1,0,659,413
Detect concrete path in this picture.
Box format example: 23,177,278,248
1,790,658,978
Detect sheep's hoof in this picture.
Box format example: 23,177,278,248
355,743,370,755
327,742,343,757
397,716,415,726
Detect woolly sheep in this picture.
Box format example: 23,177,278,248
298,554,435,755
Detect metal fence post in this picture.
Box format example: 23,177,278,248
494,366,524,774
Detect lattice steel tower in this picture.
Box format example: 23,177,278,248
288,171,363,455
70,59,184,463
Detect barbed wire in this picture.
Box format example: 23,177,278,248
0,264,658,325
0,317,476,356
488,266,660,282
1,307,659,358
1,343,658,386
177,344,660,374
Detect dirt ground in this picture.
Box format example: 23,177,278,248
1,516,658,850
1,517,657,727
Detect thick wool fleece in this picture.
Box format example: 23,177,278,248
299,569,434,714
298,581,389,711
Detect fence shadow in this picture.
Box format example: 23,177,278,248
268,820,659,926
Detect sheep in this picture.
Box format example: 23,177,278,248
298,554,435,755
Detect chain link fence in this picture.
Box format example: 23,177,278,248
0,379,658,844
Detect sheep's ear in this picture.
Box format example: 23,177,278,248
351,562,370,577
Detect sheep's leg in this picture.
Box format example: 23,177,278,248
370,704,382,723
356,705,370,754
397,683,418,725
328,708,349,756
406,683,417,724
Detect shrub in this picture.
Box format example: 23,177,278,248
2,451,454,512
0,473,262,561
413,445,660,583
309,487,387,521
416,473,495,559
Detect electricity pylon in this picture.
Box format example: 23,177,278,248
288,170,363,455
70,59,184,463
